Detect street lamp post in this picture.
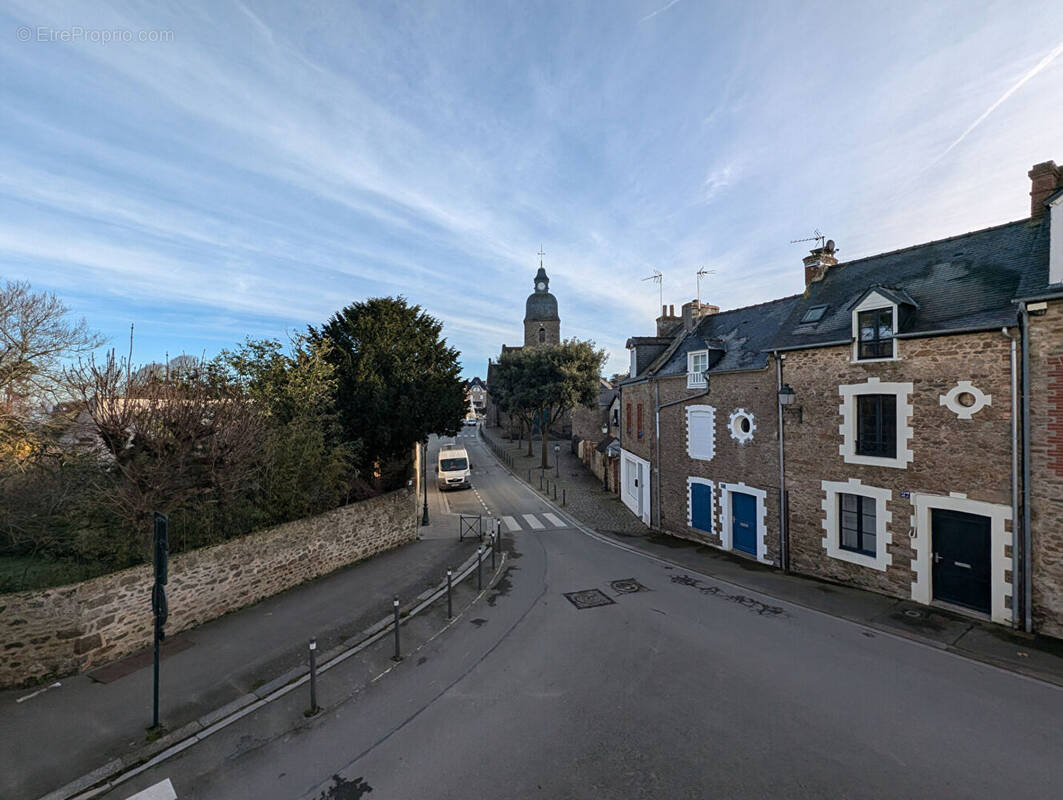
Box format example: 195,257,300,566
421,440,429,526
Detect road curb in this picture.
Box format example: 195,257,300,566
38,546,499,800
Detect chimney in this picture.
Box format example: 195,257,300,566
803,241,838,287
681,299,718,332
656,304,681,336
1029,161,1063,220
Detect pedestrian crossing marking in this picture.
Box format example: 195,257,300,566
501,516,520,532
522,514,545,530
543,513,564,527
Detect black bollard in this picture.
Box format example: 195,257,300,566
308,638,319,715
563,488,566,506
491,531,496,569
392,596,401,661
553,483,557,501
446,569,453,619
477,545,484,590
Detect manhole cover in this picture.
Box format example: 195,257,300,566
610,578,645,594
904,609,923,618
563,589,616,610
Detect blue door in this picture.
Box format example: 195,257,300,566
731,492,757,555
691,483,712,533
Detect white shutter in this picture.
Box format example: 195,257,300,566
686,405,715,461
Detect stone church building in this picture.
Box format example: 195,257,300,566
485,262,569,436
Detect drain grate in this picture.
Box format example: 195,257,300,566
610,578,645,594
564,589,616,610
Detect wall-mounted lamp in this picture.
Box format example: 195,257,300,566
778,383,803,423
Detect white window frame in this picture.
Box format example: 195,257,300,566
728,408,756,444
687,350,708,388
717,482,771,564
685,404,715,461
909,492,1012,625
629,348,638,379
821,479,892,571
686,477,715,535
851,291,899,363
839,377,914,469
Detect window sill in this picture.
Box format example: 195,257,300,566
851,355,899,364
844,452,908,469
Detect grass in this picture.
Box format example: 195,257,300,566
0,555,111,594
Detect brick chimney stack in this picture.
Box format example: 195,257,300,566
1029,161,1063,220
803,243,838,287
681,300,719,332
656,304,681,336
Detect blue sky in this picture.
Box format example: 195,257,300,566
2,1,1062,378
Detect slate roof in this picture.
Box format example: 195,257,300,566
621,215,1052,383
768,217,1051,350
644,294,803,379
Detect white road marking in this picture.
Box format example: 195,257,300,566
501,516,521,531
542,513,565,528
522,514,545,530
123,777,177,799
16,681,61,703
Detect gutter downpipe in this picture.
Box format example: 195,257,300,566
775,351,788,572
1020,303,1033,633
1004,327,1019,628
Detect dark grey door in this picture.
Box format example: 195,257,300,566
932,508,991,614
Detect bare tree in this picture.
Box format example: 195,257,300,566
0,281,102,462
69,351,263,557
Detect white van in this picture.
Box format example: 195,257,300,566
437,445,471,490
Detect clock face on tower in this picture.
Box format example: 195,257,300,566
536,281,546,290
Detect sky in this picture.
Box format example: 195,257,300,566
2,1,1062,378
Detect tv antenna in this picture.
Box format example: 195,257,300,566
642,269,663,309
790,228,827,248
696,267,716,307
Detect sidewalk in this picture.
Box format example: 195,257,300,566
480,424,1063,688
0,497,477,800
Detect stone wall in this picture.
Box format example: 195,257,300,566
0,489,417,688
782,332,1015,610
653,367,783,564
1029,300,1063,636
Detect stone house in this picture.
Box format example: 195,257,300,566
619,160,1063,636
571,379,622,492
465,376,487,417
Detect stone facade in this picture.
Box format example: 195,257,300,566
782,332,1016,618
0,488,417,688
1028,299,1063,636
653,368,783,565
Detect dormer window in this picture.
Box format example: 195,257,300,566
857,308,894,359
687,351,708,388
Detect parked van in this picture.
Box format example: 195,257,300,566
437,445,471,490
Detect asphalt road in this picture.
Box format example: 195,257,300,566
105,429,1063,799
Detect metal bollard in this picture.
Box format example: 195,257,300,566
446,569,453,619
477,545,484,590
491,531,496,569
308,638,319,714
392,595,401,661
553,483,557,501
563,488,566,506
539,472,543,489
527,469,531,482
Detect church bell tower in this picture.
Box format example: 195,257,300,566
524,257,560,347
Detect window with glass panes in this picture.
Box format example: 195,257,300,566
839,493,876,556
857,308,894,359
688,351,708,386
856,394,896,457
